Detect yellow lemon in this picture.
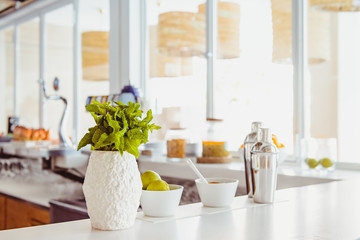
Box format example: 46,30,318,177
306,158,319,168
320,158,334,168
141,170,161,190
146,180,170,191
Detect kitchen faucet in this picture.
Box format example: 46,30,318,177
39,77,73,148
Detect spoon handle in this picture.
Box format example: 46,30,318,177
186,159,208,183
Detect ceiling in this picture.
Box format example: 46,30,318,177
0,0,36,18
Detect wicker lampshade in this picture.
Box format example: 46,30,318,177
198,1,241,59
271,0,331,64
82,31,109,81
157,2,241,59
310,0,360,12
157,12,206,57
150,26,193,77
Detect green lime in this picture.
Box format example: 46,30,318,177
141,170,161,190
320,158,334,168
146,180,170,191
306,158,319,168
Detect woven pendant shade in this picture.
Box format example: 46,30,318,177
310,0,360,12
150,26,193,77
82,31,109,81
271,0,330,64
198,2,241,59
272,9,292,63
158,12,206,57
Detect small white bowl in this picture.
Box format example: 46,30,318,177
140,184,183,217
195,178,239,207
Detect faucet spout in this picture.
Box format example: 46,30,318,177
39,78,73,148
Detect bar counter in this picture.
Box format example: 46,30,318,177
1,176,360,240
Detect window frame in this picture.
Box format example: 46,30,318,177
139,0,307,165
0,0,80,142
1,0,358,168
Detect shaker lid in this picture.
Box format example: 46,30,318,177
258,128,278,154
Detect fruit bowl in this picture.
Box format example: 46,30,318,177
140,184,183,217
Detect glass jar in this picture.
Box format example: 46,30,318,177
166,128,188,158
301,138,337,171
202,118,230,157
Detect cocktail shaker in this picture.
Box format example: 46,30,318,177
251,128,278,204
243,122,263,198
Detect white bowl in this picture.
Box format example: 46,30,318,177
140,184,183,217
195,178,239,207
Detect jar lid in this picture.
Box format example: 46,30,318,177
169,127,187,130
206,118,223,122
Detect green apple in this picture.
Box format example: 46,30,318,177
141,170,161,190
306,158,319,168
146,180,170,191
320,158,334,168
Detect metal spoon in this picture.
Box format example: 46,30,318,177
186,158,208,183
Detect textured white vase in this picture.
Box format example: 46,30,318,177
83,150,142,230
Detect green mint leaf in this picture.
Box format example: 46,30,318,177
77,100,161,157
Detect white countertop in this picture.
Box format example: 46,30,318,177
1,177,360,239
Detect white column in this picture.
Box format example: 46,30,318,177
13,25,19,117
109,0,141,94
0,30,5,132
337,13,360,162
73,0,80,144
206,0,217,119
292,0,309,163
39,14,47,128
139,0,147,97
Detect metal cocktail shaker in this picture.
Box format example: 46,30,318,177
243,122,263,198
251,128,278,204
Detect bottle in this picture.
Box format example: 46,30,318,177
166,128,188,159
202,118,230,158
250,128,279,204
243,122,263,198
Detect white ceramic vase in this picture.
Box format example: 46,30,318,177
83,150,142,230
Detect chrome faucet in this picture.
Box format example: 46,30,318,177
39,77,73,148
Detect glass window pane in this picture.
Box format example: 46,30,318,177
78,0,110,141
308,1,360,163
213,0,294,153
18,18,40,129
147,0,207,141
45,5,74,142
0,27,14,134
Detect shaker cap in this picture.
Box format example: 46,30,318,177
251,122,263,132
258,128,278,154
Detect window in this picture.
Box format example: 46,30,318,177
0,27,14,133
78,0,110,141
17,18,40,129
44,5,74,139
308,2,360,164
145,0,294,154
146,0,207,141
213,0,293,151
0,0,110,144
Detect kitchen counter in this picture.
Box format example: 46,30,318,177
0,174,83,208
1,177,360,239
